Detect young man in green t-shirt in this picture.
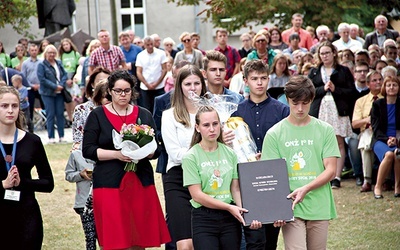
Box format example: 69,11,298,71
261,75,340,249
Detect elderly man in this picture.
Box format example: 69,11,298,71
350,23,365,45
333,23,363,52
364,15,399,49
136,36,168,113
310,25,330,54
282,13,313,50
352,70,383,192
88,29,127,74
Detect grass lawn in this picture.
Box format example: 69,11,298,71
37,143,400,249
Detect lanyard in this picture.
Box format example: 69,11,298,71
0,129,18,172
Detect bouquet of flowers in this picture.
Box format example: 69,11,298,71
112,122,157,172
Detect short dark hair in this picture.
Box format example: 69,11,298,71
289,33,300,42
243,60,269,79
107,70,139,101
284,75,315,102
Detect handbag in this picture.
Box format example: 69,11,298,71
62,88,73,103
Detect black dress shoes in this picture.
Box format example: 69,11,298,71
374,193,384,199
394,193,400,198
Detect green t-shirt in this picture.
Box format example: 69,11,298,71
182,142,239,208
261,117,339,220
61,51,80,73
10,57,28,69
0,53,11,67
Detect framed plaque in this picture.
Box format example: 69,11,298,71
238,159,294,226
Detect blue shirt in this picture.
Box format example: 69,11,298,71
18,86,29,110
223,87,244,103
120,44,143,76
21,57,42,86
387,103,396,137
232,94,289,151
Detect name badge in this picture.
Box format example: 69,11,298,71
4,189,20,201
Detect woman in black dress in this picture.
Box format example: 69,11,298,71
0,86,54,250
82,70,170,249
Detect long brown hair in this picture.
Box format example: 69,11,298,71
171,64,207,127
0,86,24,129
190,106,224,148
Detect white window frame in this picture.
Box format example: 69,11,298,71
118,0,147,38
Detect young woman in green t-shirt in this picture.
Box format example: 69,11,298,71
0,41,11,67
182,106,261,249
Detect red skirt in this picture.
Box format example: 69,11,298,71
93,172,171,249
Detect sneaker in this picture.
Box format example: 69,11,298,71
331,178,341,189
59,137,66,143
48,138,56,144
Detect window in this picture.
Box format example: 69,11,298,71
120,0,146,38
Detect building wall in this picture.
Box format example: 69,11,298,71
0,0,267,56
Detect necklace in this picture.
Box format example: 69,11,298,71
111,103,128,124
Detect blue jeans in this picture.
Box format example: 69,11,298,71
347,136,363,177
192,206,241,250
41,94,65,139
140,88,165,114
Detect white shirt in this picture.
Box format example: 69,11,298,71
161,108,196,172
332,38,363,52
136,48,168,90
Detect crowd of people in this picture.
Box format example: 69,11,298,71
1,11,400,250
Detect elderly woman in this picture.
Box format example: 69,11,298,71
173,32,203,69
247,30,276,66
308,41,357,189
371,76,400,199
163,37,178,59
37,44,68,143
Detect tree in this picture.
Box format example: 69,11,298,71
0,0,37,38
167,0,383,33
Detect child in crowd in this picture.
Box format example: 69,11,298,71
164,56,175,92
11,74,33,132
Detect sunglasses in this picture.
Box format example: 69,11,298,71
255,39,266,43
182,39,191,43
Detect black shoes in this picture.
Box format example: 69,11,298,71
374,193,384,199
331,178,341,189
356,177,363,186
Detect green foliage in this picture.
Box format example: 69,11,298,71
0,0,37,39
167,0,384,33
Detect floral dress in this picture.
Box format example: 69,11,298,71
318,66,352,137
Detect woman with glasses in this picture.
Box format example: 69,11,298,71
37,44,68,143
308,41,357,189
82,70,170,250
247,30,276,66
174,32,203,69
268,27,288,51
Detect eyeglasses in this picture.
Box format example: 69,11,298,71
255,39,266,43
111,88,132,95
319,51,332,56
182,39,191,43
355,69,369,74
164,44,173,46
